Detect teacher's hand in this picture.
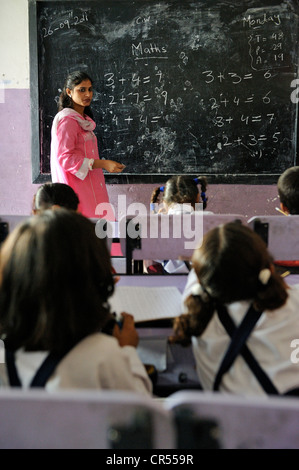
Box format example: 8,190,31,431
101,160,126,173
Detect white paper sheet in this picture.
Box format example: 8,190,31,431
109,286,182,322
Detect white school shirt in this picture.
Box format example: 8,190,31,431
181,268,198,309
0,333,152,396
190,284,299,396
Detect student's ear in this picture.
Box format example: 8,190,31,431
280,202,290,215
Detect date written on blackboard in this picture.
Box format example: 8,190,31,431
42,11,88,38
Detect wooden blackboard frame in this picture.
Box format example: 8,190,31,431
29,0,299,184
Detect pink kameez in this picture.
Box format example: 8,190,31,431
50,108,109,218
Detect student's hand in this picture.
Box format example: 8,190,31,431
157,207,168,214
112,312,139,348
157,203,168,214
101,160,126,173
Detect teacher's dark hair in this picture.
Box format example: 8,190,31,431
58,70,94,119
0,209,114,355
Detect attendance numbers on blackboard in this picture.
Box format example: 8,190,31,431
243,10,285,68
248,30,285,70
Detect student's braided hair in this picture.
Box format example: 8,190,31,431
150,175,208,209
150,186,163,204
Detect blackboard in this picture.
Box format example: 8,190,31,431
29,0,299,184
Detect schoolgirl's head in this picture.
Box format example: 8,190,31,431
172,222,288,344
0,209,114,354
150,175,208,210
191,222,287,305
32,182,80,214
277,165,299,214
58,70,94,118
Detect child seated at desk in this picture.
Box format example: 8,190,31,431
150,175,209,215
0,209,152,395
32,183,120,282
171,222,299,397
146,175,211,274
275,165,299,272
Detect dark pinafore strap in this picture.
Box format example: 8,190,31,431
5,349,67,388
214,304,279,395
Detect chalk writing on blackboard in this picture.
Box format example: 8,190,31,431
30,0,299,183
41,11,89,38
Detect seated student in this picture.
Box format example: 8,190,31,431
277,165,299,215
146,175,211,274
0,209,152,395
32,182,80,214
150,175,210,215
32,180,110,248
32,182,120,282
275,165,299,271
170,222,299,397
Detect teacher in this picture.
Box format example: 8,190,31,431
50,71,125,218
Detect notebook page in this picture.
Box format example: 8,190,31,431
109,286,182,322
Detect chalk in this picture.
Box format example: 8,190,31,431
275,207,288,216
281,270,291,278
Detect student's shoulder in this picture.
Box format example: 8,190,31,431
285,284,299,311
56,334,126,373
59,333,117,362
74,332,119,352
289,283,299,294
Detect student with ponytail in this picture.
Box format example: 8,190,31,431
171,222,299,396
